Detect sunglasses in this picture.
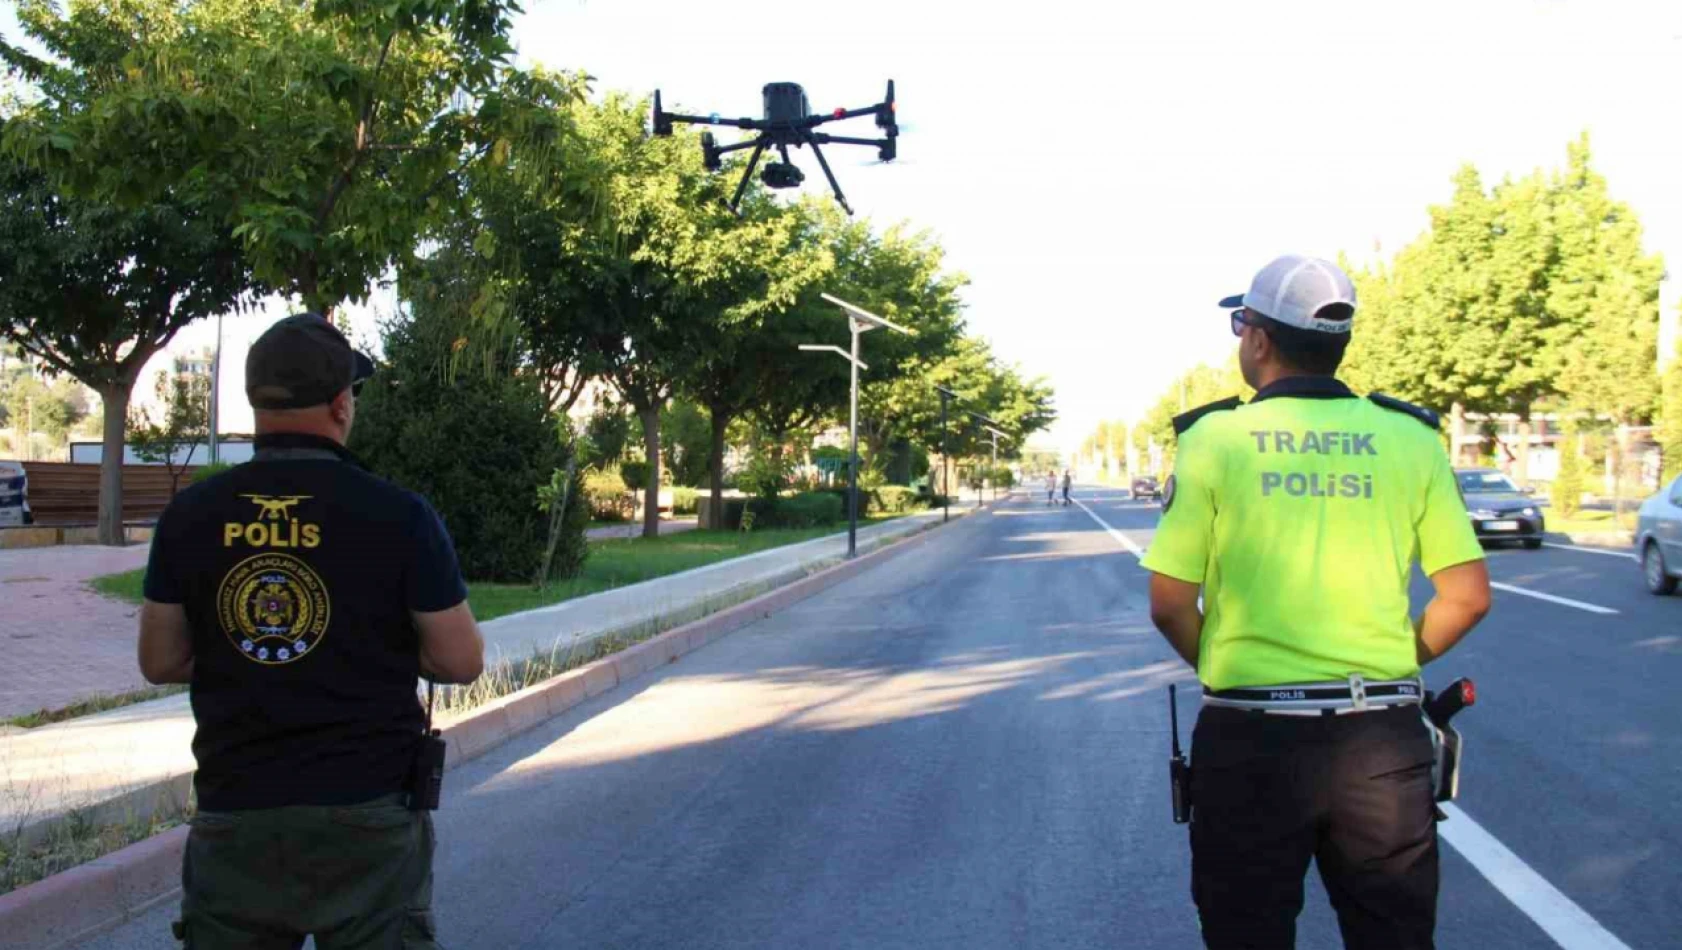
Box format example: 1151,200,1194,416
352,380,366,398
1230,309,1264,337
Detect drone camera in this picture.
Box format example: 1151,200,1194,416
699,132,723,172
761,161,805,190
762,82,811,125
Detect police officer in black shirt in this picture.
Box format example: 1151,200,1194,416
139,312,485,949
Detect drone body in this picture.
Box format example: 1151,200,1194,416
651,80,898,215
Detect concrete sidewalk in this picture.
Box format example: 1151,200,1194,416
0,544,154,720
0,502,979,845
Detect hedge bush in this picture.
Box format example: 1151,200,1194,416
769,491,844,528
713,492,845,530
670,486,699,515
351,318,567,583
619,459,650,493
190,461,235,485
874,485,920,514
584,466,633,522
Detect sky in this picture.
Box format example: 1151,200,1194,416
5,0,1681,451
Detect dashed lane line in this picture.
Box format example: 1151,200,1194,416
1541,543,1638,561
1488,581,1619,615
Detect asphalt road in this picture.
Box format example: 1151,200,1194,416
80,489,1678,949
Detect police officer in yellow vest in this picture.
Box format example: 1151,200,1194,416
1141,255,1493,950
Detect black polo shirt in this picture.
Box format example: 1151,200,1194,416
144,433,467,811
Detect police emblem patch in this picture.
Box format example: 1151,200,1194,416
1162,474,1177,513
217,553,330,666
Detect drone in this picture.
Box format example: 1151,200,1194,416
651,80,898,216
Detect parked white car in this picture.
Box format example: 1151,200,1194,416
1635,475,1682,595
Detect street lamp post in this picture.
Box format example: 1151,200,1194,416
801,294,914,558
935,385,956,523
982,426,1010,503
965,410,1004,503
209,312,223,465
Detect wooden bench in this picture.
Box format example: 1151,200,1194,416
20,462,200,526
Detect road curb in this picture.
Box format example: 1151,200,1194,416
0,502,989,950
1555,531,1634,550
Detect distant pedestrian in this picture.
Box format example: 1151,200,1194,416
139,313,485,948
1046,469,1057,505
1061,469,1073,506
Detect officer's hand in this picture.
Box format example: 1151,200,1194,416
414,602,486,684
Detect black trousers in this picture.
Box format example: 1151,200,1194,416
1189,704,1439,950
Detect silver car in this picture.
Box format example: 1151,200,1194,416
1635,475,1682,595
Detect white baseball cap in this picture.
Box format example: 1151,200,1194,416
1219,255,1357,334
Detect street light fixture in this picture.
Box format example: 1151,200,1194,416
964,410,1007,504
982,424,1011,503
802,293,914,558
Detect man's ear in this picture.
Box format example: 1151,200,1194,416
1248,324,1273,363
330,388,354,424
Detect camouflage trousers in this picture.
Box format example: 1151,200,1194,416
176,793,440,950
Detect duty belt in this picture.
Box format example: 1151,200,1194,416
1203,674,1424,716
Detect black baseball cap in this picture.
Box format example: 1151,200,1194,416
245,313,376,410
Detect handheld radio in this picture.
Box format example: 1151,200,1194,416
1169,684,1192,824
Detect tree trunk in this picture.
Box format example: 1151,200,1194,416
97,380,132,546
638,405,661,539
707,408,729,530
770,441,786,495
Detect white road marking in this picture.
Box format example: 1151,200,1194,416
1438,803,1634,950
1070,497,1146,560
1542,543,1638,561
1489,582,1619,615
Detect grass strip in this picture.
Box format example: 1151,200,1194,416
3,685,187,730
90,518,906,622
0,802,192,896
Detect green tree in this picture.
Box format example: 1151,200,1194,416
660,399,712,489
0,152,249,542
531,94,793,538
581,399,633,470
1542,136,1666,426
3,0,572,315
1552,422,1585,518
3,373,87,456
682,198,836,526
351,255,570,582
1132,361,1247,473
127,369,211,494
1342,137,1662,430
1660,336,1682,484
